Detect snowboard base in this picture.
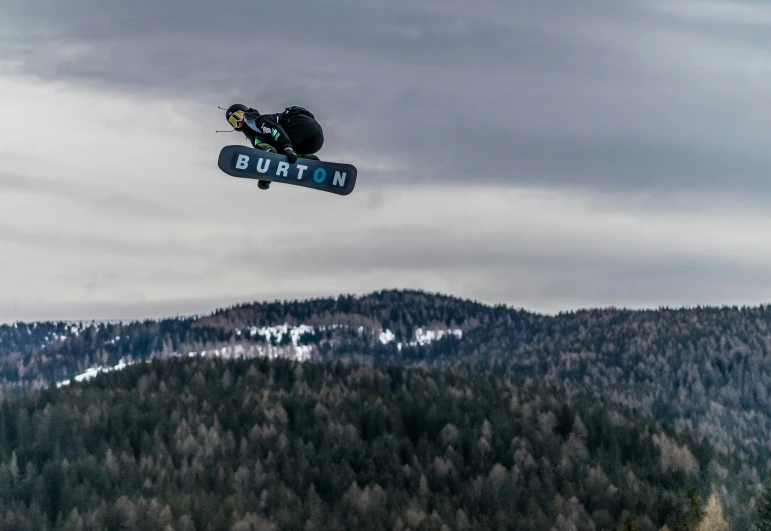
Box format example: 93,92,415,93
217,145,357,196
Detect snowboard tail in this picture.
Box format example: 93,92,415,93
217,145,357,196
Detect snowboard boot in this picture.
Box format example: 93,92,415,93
298,154,320,161
255,142,277,153
254,143,277,190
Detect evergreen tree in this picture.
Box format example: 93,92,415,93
618,511,641,531
674,488,704,531
756,481,771,531
698,488,729,531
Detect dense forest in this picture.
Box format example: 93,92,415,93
2,290,771,527
0,356,750,530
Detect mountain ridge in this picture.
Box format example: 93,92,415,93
1,288,770,521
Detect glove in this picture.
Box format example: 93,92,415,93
284,147,298,164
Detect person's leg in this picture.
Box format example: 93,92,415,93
282,115,324,158
253,143,276,190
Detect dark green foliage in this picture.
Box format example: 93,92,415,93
0,357,714,530
672,488,703,531
1,289,767,527
0,322,78,358
617,511,641,531
756,481,771,531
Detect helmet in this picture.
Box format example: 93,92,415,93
225,103,249,128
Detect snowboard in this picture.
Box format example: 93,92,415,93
217,145,357,196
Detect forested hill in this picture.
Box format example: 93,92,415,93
2,290,771,516
0,290,519,393
0,356,739,530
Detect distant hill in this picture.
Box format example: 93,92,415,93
0,355,735,530
1,289,770,523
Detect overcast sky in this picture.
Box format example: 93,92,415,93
2,0,771,322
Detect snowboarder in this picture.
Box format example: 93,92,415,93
224,104,324,190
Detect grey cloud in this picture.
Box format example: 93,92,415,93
425,129,771,196
230,229,703,274
5,0,768,201
6,0,761,197
0,295,257,324
0,223,197,258
0,171,188,220
6,0,771,321
466,258,771,314
222,222,771,313
0,0,691,99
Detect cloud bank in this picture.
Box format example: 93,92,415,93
2,0,771,320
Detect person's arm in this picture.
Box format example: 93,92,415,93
252,114,297,162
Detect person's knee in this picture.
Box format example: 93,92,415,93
311,131,324,152
309,124,324,152
298,130,324,154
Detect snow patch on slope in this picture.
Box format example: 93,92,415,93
246,324,315,344
55,323,463,387
378,327,462,351
379,329,396,345
58,358,136,387
184,341,313,363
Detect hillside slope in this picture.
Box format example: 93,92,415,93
1,290,769,516
0,356,732,530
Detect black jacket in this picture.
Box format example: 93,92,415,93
240,106,315,152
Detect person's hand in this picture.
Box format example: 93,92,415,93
284,147,298,164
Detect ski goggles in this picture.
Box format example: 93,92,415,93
228,110,245,128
